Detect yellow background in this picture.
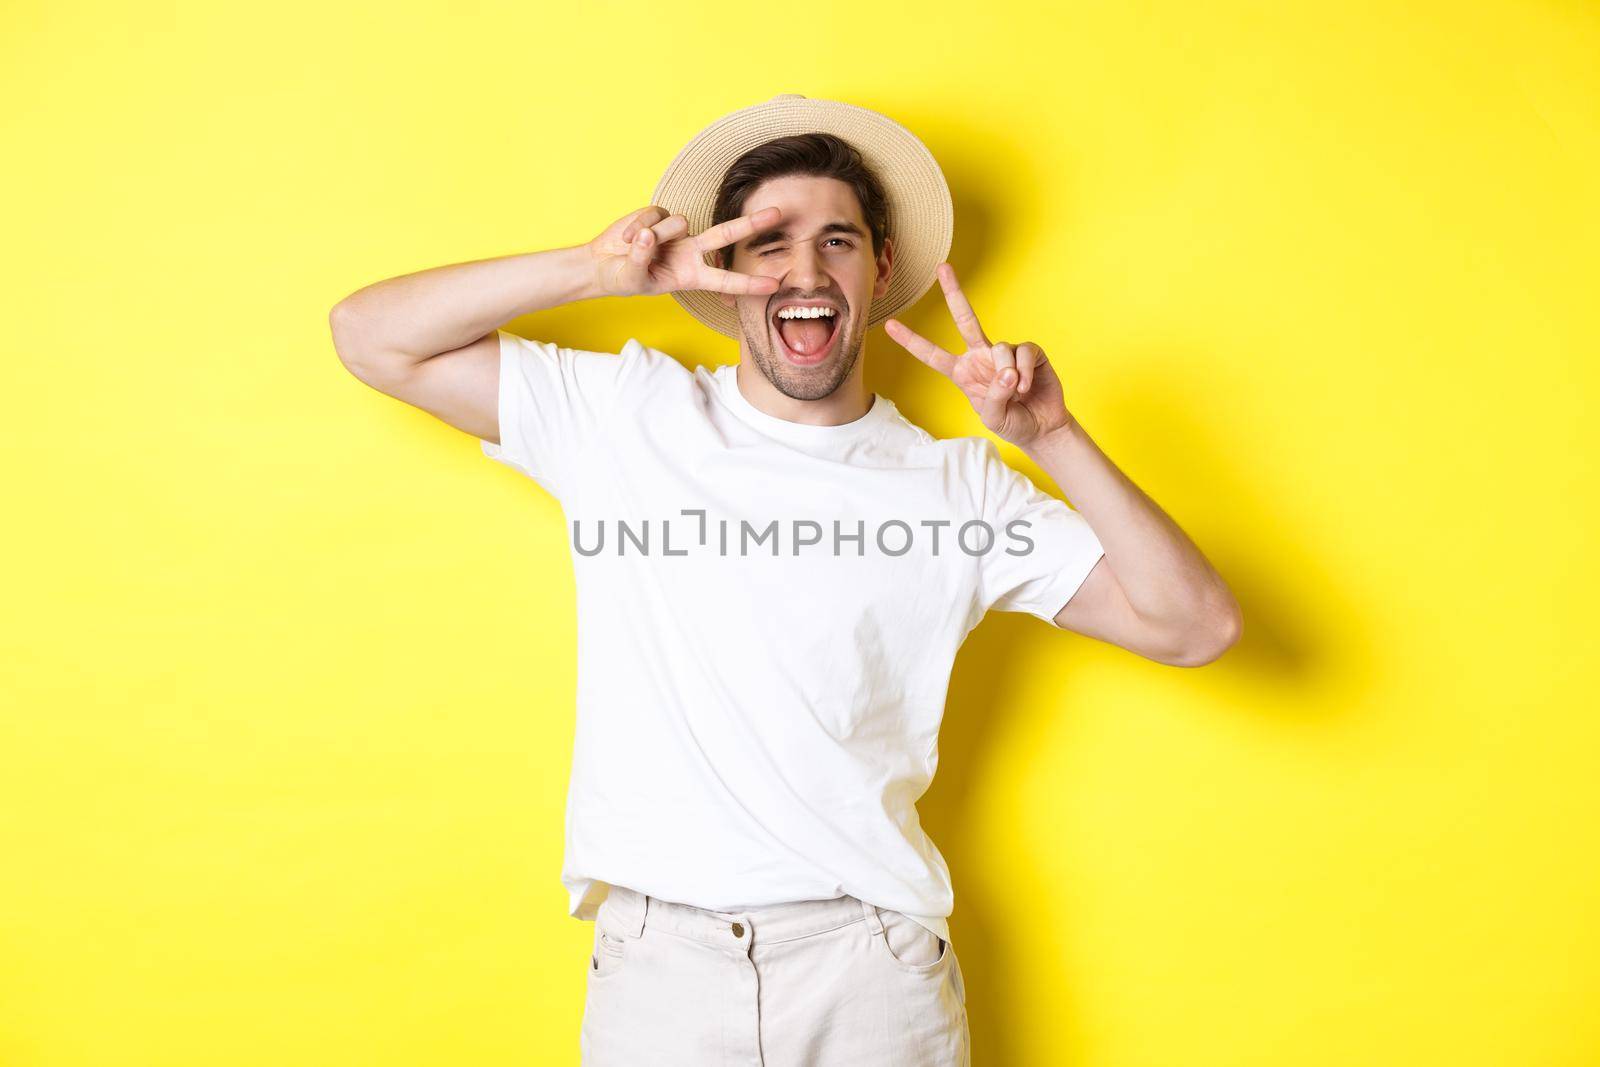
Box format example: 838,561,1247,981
4,1,1597,1063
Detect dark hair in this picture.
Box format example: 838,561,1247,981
710,132,889,268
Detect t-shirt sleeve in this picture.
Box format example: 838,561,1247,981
975,439,1106,625
479,330,639,498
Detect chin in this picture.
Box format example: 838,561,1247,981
758,338,861,402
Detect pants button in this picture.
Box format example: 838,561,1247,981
731,922,745,937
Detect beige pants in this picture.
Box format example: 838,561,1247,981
581,884,970,1066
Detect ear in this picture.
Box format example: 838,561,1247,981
872,236,895,300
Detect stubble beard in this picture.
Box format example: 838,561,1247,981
737,301,864,402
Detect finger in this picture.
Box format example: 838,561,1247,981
608,228,652,294
884,318,958,377
621,205,668,243
621,205,668,242
649,213,691,245
695,264,780,296
693,206,783,254
990,341,1017,384
980,359,1017,429
626,226,657,275
936,262,990,351
1014,342,1041,394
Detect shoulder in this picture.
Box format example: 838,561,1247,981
501,334,691,380
882,405,1003,473
616,336,679,367
604,337,696,403
869,405,1015,510
917,429,1042,514
610,336,682,377
874,400,965,456
619,337,701,380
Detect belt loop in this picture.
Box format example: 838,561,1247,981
626,891,648,939
859,897,884,935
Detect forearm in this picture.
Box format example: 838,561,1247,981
1023,419,1240,635
330,243,603,368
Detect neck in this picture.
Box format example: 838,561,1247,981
734,357,872,426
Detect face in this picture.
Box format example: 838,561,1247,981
719,174,894,401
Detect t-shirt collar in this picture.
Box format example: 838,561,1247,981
715,363,893,445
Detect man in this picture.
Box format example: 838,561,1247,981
330,94,1240,1066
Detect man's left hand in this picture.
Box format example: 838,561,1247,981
884,263,1076,450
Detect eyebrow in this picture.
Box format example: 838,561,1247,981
743,220,867,252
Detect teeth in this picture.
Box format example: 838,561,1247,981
776,306,837,320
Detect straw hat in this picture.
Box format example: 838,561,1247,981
649,94,954,340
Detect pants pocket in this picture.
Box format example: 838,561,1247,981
875,907,952,973
588,900,629,980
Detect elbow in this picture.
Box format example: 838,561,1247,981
329,298,379,382
1168,599,1242,668
329,297,362,354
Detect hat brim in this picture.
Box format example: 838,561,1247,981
649,95,954,341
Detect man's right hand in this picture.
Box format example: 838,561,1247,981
587,205,784,299
333,205,787,450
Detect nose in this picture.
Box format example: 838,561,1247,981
783,242,827,292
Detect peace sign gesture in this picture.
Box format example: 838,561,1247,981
885,263,1074,449
587,204,784,300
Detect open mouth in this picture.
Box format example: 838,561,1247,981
770,302,843,366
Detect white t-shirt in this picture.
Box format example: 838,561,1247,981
480,330,1105,942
